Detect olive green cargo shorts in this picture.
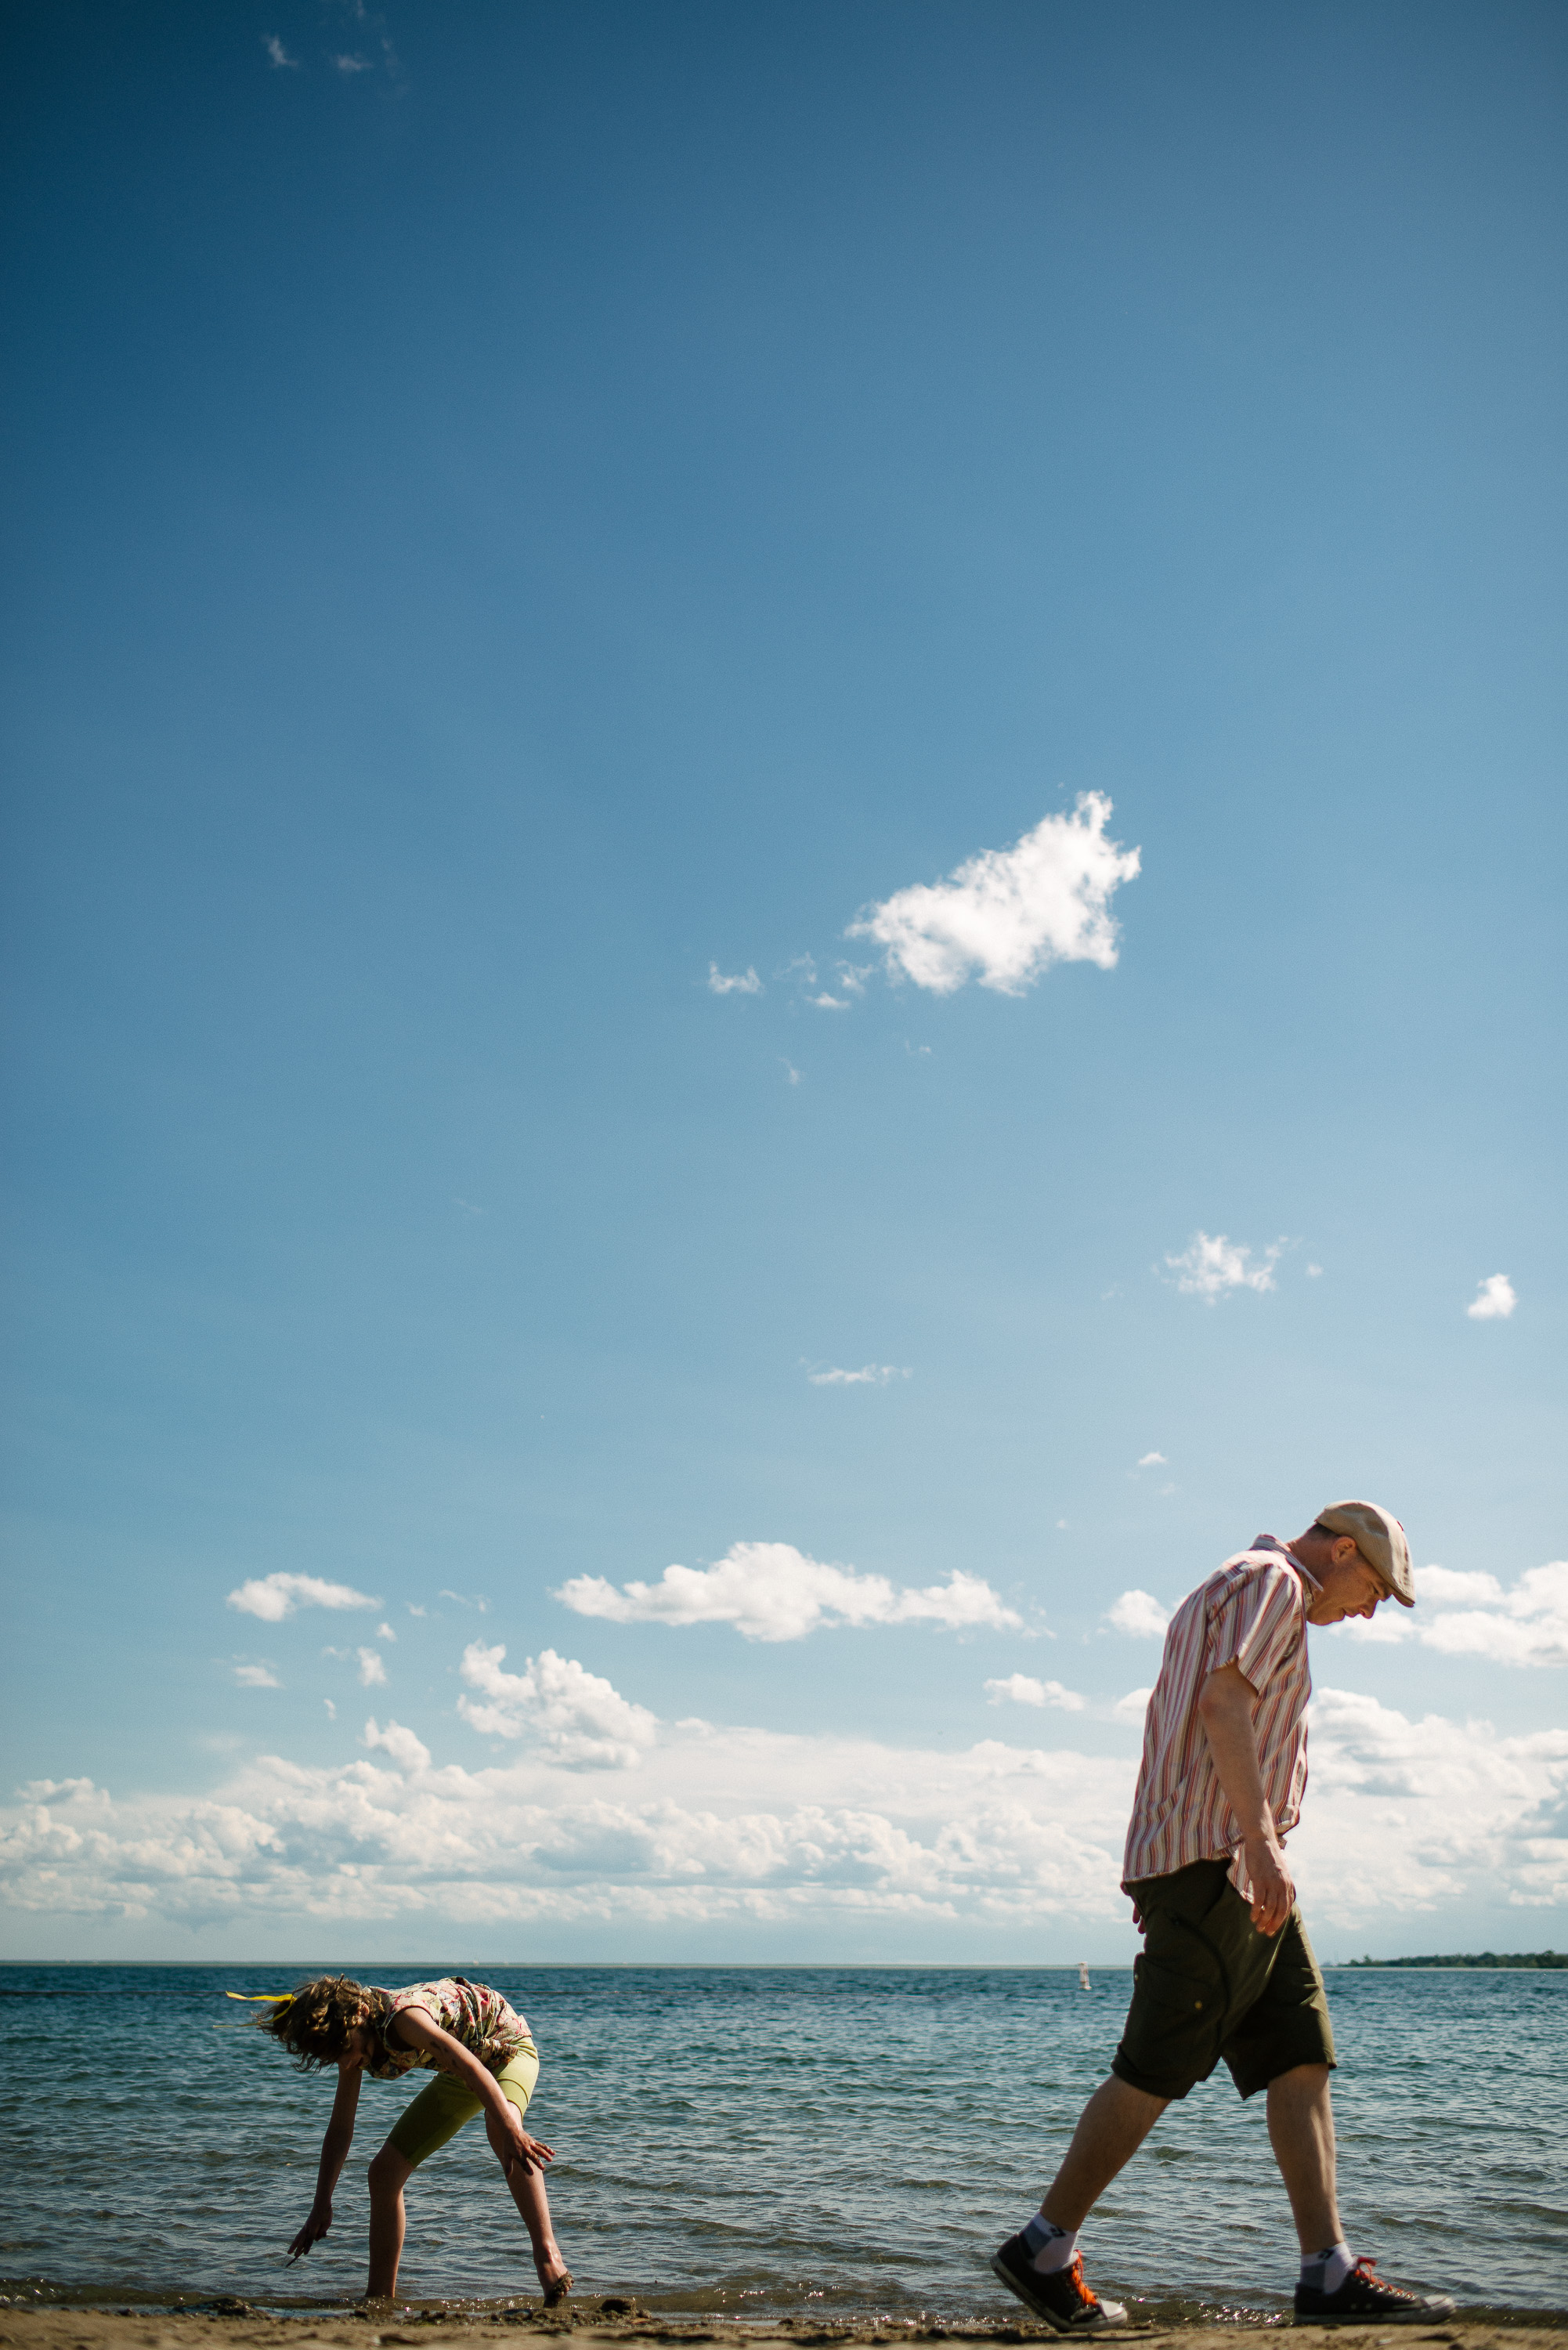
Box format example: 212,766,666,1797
1112,1858,1336,2101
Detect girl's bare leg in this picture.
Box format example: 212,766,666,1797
484,2107,570,2298
366,2143,414,2300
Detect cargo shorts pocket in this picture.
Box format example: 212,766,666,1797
1115,1918,1229,2097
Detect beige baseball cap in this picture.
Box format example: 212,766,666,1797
1316,1499,1415,1605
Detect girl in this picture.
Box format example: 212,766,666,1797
247,1973,572,2305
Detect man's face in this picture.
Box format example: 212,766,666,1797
1304,1542,1393,1625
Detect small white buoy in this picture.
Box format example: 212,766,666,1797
1078,1960,1090,1989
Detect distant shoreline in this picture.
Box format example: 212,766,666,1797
1343,1950,1564,1969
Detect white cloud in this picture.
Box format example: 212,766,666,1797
263,34,300,67
1290,1688,1568,1921
362,1718,431,1774
806,1364,911,1387
847,795,1140,997
232,1664,280,1689
985,1674,1086,1712
333,52,372,71
555,1540,1023,1643
707,963,761,996
1416,1563,1568,1668
356,1647,388,1687
1113,1687,1154,1723
457,1645,658,1770
376,1622,396,1643
809,992,851,1010
1165,1231,1286,1301
1107,1590,1170,1639
5,1683,1559,1940
1417,1565,1505,1606
781,1060,802,1086
1136,1451,1166,1468
1321,1562,1568,1669
226,1573,378,1623
1306,1263,1324,1278
440,1589,490,1613
323,1699,336,1720
1467,1274,1517,1321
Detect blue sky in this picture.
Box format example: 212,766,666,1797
2,0,1564,1961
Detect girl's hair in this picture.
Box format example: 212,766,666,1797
255,1974,388,2070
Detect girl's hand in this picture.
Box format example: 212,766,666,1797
287,2202,333,2261
487,2102,555,2178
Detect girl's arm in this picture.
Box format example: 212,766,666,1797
390,2008,554,2175
287,2063,362,2259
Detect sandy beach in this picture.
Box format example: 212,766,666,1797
2,2307,1564,2350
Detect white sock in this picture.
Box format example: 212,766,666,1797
1021,2214,1079,2275
1300,2242,1354,2294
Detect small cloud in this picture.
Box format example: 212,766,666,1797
1416,1565,1505,1606
781,1059,802,1085
1114,1687,1154,1722
985,1672,1086,1712
1107,1589,1170,1638
439,1589,490,1613
810,993,851,1010
1467,1274,1516,1321
1056,1519,1068,1531
263,34,300,67
779,955,818,985
1136,1451,1167,1469
323,1697,337,1719
406,1603,427,1618
555,1540,1022,1643
1165,1231,1286,1303
847,794,1140,996
458,1643,657,1770
356,1647,388,1687
332,51,372,71
363,1716,431,1773
806,1363,911,1387
227,1572,378,1623
376,1622,396,1643
453,1197,483,1217
1306,1263,1324,1278
232,1662,280,1688
707,963,762,996
836,964,873,996
904,1040,933,1058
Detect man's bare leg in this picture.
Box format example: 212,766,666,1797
486,2106,571,2298
1039,2077,1169,2229
366,2143,414,2300
1266,2063,1342,2252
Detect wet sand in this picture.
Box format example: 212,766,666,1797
0,2306,1563,2350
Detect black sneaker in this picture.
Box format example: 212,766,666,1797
990,2234,1127,2332
1295,2255,1458,2326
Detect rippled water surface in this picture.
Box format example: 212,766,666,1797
2,1964,1563,2319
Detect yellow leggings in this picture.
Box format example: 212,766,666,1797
385,2040,539,2171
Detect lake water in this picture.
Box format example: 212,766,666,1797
2,1965,1563,2321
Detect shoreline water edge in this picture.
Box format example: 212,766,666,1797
2,1967,1564,2325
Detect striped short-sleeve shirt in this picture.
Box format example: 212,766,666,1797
1122,1536,1317,1903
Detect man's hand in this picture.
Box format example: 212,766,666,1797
287,2201,333,2261
1242,1829,1295,1936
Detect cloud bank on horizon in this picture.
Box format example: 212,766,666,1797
4,1659,1562,1940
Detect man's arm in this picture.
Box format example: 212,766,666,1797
1195,1659,1295,1936
287,2063,361,2259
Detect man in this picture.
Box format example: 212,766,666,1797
991,1501,1459,2332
